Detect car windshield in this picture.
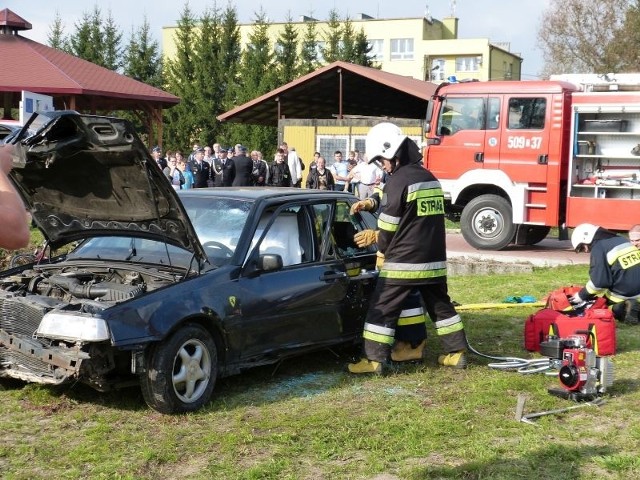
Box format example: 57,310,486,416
68,195,252,267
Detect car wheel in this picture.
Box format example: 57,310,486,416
140,324,218,414
460,194,515,250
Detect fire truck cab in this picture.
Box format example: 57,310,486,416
424,77,640,250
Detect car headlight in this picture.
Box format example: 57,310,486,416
37,312,110,342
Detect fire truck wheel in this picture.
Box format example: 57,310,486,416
460,194,515,250
521,226,551,245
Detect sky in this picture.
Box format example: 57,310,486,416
6,0,551,79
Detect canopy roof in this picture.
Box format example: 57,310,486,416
218,61,437,126
0,9,178,145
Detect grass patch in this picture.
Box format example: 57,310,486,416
2,254,640,478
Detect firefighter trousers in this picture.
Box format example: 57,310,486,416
394,288,427,346
362,279,467,363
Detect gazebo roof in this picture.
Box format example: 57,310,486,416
218,61,437,126
0,8,178,112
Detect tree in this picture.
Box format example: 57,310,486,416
191,7,224,147
275,14,300,85
122,17,163,88
163,3,199,151
322,9,342,63
537,0,630,77
102,10,123,71
229,9,278,155
299,19,320,74
47,11,68,51
353,28,375,67
340,17,356,62
611,0,640,71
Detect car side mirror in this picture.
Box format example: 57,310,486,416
244,253,283,276
259,253,283,272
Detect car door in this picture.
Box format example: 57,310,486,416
231,199,376,360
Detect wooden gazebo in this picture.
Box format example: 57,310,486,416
0,9,179,147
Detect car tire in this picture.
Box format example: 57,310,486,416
460,194,515,250
140,324,217,414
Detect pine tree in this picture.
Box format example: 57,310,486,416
102,10,123,71
122,18,163,88
217,5,243,147
275,14,300,85
340,17,356,62
192,7,224,147
230,10,278,155
322,9,342,63
69,8,103,65
163,3,199,152
353,28,375,67
47,11,68,51
299,20,319,74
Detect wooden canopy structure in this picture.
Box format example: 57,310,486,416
0,9,179,147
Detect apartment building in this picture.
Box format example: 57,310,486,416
162,13,522,82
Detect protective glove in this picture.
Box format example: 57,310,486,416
349,198,375,215
354,229,379,248
375,251,385,270
569,292,586,309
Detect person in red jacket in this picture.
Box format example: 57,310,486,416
347,122,468,374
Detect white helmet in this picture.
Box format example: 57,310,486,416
571,223,599,251
365,122,407,163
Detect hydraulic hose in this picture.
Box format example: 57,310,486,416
459,300,553,374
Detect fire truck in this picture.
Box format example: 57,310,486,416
423,74,640,250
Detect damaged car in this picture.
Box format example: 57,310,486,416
0,111,378,413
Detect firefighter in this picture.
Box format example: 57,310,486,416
347,122,468,374
351,186,428,363
570,223,640,325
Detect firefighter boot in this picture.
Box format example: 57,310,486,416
347,358,383,375
438,350,468,369
391,340,426,363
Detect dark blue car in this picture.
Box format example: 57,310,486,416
0,112,378,413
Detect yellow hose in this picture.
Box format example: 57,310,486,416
456,302,545,311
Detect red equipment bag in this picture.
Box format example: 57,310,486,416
524,286,617,356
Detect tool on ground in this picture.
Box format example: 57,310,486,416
515,394,605,425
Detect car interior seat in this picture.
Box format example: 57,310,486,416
256,213,303,266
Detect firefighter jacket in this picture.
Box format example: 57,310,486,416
377,161,447,285
583,235,640,303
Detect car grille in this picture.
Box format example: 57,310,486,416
0,295,54,377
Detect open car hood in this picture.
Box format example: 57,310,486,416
8,111,206,263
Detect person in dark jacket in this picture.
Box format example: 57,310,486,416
570,223,640,324
230,145,253,186
189,147,211,188
305,156,334,190
347,122,468,374
250,150,268,186
268,148,292,187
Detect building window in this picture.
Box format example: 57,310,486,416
390,38,414,60
368,39,384,61
317,136,348,167
431,59,446,81
315,41,326,63
455,56,480,72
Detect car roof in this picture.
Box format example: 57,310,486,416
178,187,356,202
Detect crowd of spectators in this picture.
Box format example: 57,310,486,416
150,141,383,197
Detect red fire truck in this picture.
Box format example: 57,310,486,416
423,74,640,250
